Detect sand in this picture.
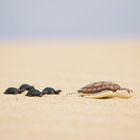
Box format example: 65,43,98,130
0,40,140,140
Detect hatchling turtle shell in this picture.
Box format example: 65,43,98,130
26,89,43,97
42,87,62,95
4,87,19,95
19,84,35,93
78,81,133,99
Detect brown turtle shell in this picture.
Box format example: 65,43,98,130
78,81,123,94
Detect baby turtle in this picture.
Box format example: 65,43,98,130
25,89,43,97
42,87,62,95
78,81,133,99
18,84,35,93
4,87,19,95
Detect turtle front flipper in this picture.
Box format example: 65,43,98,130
39,92,44,97
82,91,116,99
120,88,133,93
83,90,132,99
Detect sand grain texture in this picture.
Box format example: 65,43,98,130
0,40,140,140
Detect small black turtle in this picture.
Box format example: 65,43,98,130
25,89,43,97
18,84,35,93
4,87,19,95
42,87,62,95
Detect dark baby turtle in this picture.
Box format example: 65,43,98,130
42,87,62,95
18,84,35,93
78,81,133,99
4,87,19,95
25,89,43,97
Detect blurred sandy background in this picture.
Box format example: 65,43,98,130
0,40,140,140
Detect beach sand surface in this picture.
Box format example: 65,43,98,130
0,40,140,140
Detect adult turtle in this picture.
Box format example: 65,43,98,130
78,81,133,99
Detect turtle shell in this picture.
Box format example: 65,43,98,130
42,87,61,95
18,84,30,93
4,87,19,95
26,89,43,97
42,87,55,95
78,81,121,94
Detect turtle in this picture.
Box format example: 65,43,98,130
25,89,43,97
4,87,19,95
78,81,133,99
42,87,62,95
18,84,35,93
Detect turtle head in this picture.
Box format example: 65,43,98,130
77,88,83,93
55,90,62,94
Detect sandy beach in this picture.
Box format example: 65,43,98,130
0,40,140,140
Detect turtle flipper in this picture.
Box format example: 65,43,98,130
39,92,44,97
120,88,133,93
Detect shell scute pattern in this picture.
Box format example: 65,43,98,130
78,81,123,93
